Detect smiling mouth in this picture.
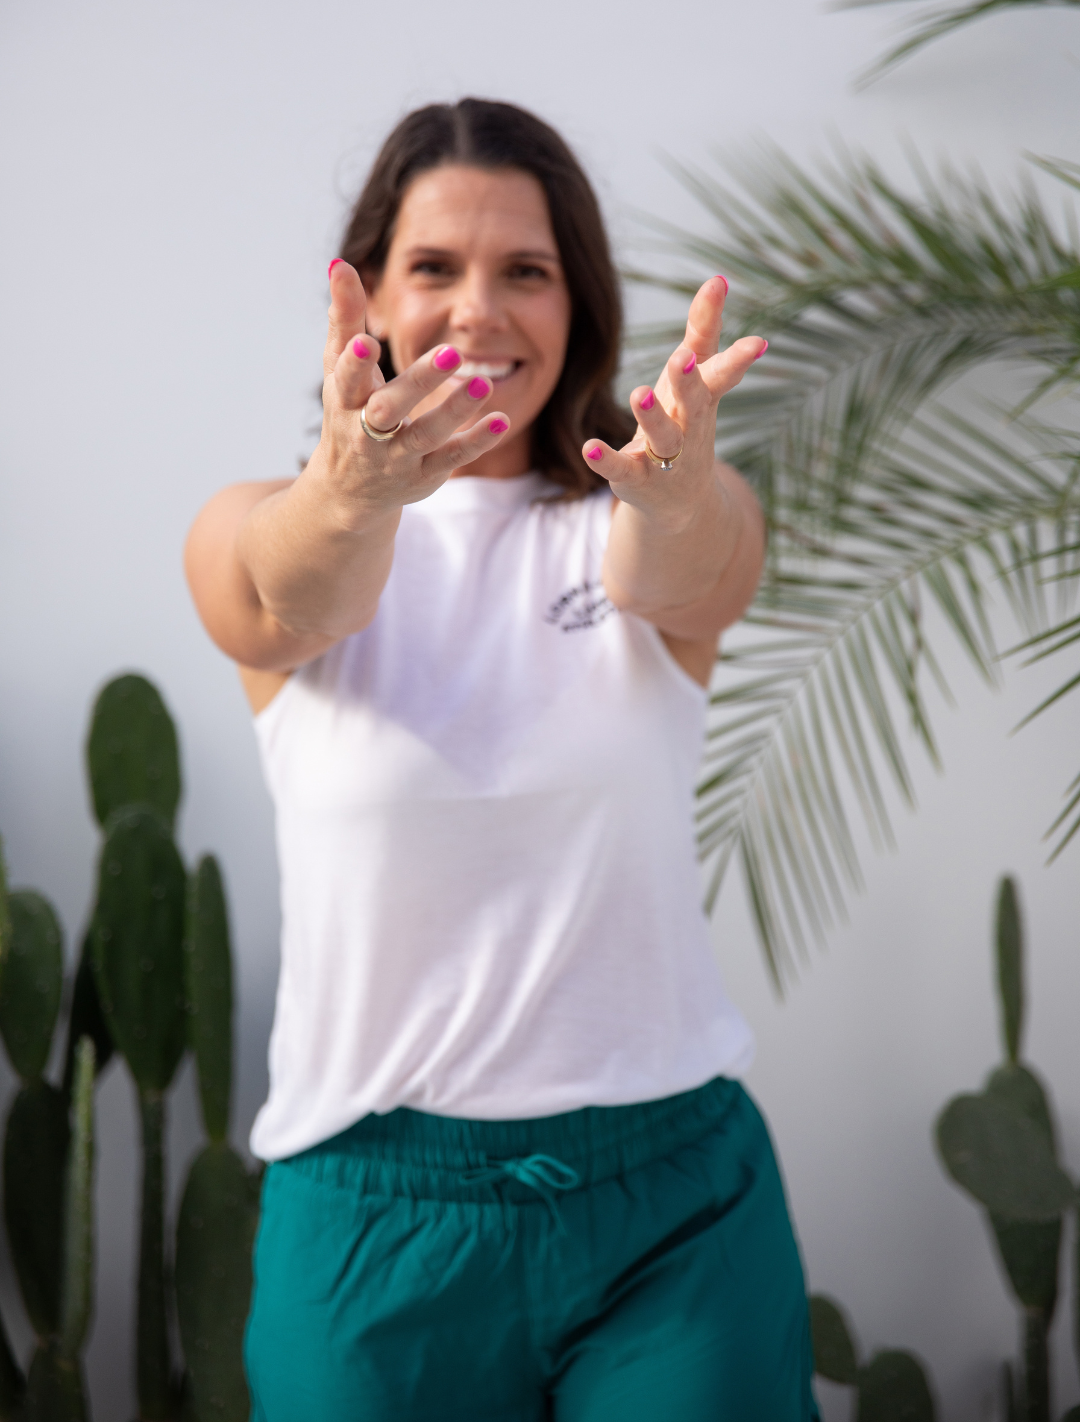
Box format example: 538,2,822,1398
456,360,522,382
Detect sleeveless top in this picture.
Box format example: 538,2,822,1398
249,472,754,1161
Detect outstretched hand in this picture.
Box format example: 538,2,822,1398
582,276,765,526
318,260,512,516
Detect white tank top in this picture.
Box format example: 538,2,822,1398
249,472,754,1161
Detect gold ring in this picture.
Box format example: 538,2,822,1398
644,440,683,472
360,405,405,442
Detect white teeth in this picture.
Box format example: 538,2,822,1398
458,361,516,380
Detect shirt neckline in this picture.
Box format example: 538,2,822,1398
424,471,551,512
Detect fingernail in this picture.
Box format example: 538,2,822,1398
467,377,491,399
715,274,729,295
328,258,343,278
434,345,461,371
488,418,509,434
352,338,369,359
586,445,604,462
639,388,655,411
753,340,769,362
682,352,697,375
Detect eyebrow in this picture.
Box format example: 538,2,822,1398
404,246,561,263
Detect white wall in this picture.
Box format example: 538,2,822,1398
0,0,1076,1416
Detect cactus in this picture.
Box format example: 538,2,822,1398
809,1293,936,1419
3,1081,70,1338
93,804,188,1420
22,1341,88,1422
933,876,1080,1422
185,858,233,1144
62,932,114,1098
175,1144,258,1421
0,890,63,1082
86,674,181,831
91,806,187,1094
810,1294,858,1384
856,1352,936,1421
60,1039,96,1360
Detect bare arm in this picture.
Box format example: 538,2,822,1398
586,277,767,685
184,262,510,675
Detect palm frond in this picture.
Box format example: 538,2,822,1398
836,0,1080,86
705,412,1080,987
1000,512,1080,855
629,147,1080,981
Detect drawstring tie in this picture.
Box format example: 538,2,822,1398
459,1153,581,1232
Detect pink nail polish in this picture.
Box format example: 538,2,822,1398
434,346,460,371
328,258,343,278
682,352,697,375
489,418,509,434
715,274,729,295
352,338,369,359
639,389,655,411
753,340,769,362
467,377,491,399
587,445,604,462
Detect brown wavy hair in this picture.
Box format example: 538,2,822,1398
338,98,634,500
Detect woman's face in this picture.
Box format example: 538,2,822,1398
365,164,573,461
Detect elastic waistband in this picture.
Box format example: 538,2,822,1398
282,1077,744,1204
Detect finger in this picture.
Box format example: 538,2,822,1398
681,274,728,361
661,343,715,419
331,331,384,411
362,344,471,433
401,371,496,453
324,259,368,376
698,336,769,402
579,440,644,488
630,385,683,460
421,412,512,480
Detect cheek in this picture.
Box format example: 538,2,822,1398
386,292,448,367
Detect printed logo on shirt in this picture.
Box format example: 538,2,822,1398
544,581,618,632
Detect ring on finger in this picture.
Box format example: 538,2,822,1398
644,439,683,472
360,404,405,442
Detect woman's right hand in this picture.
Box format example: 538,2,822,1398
313,260,511,524
186,260,510,678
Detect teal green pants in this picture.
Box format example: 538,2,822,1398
245,1077,819,1420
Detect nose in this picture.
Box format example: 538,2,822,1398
449,265,508,335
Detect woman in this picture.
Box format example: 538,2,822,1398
186,98,818,1421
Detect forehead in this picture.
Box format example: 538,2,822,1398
391,164,558,257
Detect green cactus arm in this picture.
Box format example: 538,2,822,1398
175,1143,258,1421
809,1294,860,1384
92,807,188,1096
856,1350,936,1421
22,1340,89,1422
935,1093,1075,1222
0,890,64,1082
60,1038,96,1359
0,1310,25,1420
86,674,182,831
62,930,114,1099
137,1091,179,1422
185,857,234,1144
4,1081,69,1338
995,877,1024,1066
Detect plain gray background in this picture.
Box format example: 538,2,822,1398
1,0,1078,1416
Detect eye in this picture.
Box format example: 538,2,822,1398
411,260,454,277
508,263,551,281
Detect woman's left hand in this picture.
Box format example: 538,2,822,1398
582,276,765,528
